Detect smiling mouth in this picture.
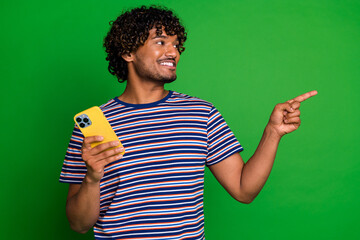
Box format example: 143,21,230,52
158,60,176,68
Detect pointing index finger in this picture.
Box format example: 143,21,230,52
291,90,318,103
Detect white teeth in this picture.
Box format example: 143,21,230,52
160,62,174,67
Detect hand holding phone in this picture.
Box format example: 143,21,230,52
74,106,125,182
74,106,125,154
81,136,124,183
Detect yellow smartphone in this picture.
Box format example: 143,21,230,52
74,106,125,155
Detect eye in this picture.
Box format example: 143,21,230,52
156,41,165,45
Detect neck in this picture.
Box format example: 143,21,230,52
118,79,168,105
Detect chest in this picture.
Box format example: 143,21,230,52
103,108,209,180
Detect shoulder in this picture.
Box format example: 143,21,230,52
98,97,125,115
169,91,214,109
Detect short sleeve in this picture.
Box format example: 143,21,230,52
59,124,87,184
206,106,243,166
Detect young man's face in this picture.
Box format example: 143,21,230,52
130,27,180,83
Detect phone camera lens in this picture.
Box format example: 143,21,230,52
80,123,85,128
76,117,82,122
83,118,89,123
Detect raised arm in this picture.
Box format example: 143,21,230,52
208,90,318,203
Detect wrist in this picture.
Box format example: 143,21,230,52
264,124,282,142
83,174,101,186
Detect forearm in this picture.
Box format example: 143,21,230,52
66,176,101,233
240,125,281,202
210,92,316,203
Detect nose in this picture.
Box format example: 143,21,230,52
165,44,178,58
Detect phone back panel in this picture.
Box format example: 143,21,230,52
74,106,125,154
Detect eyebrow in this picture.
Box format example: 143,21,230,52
151,35,168,40
151,35,179,42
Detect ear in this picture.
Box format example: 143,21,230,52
122,52,134,62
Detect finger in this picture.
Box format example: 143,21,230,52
284,102,295,113
290,101,301,110
96,146,124,161
83,136,104,150
103,153,124,165
90,140,120,155
286,109,300,118
290,90,318,103
287,99,295,104
284,117,301,124
275,102,294,113
284,101,301,113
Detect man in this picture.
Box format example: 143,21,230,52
59,5,317,240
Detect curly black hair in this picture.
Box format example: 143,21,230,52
103,5,187,83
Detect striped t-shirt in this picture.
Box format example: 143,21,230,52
60,91,243,239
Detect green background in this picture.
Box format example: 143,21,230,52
1,0,359,239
